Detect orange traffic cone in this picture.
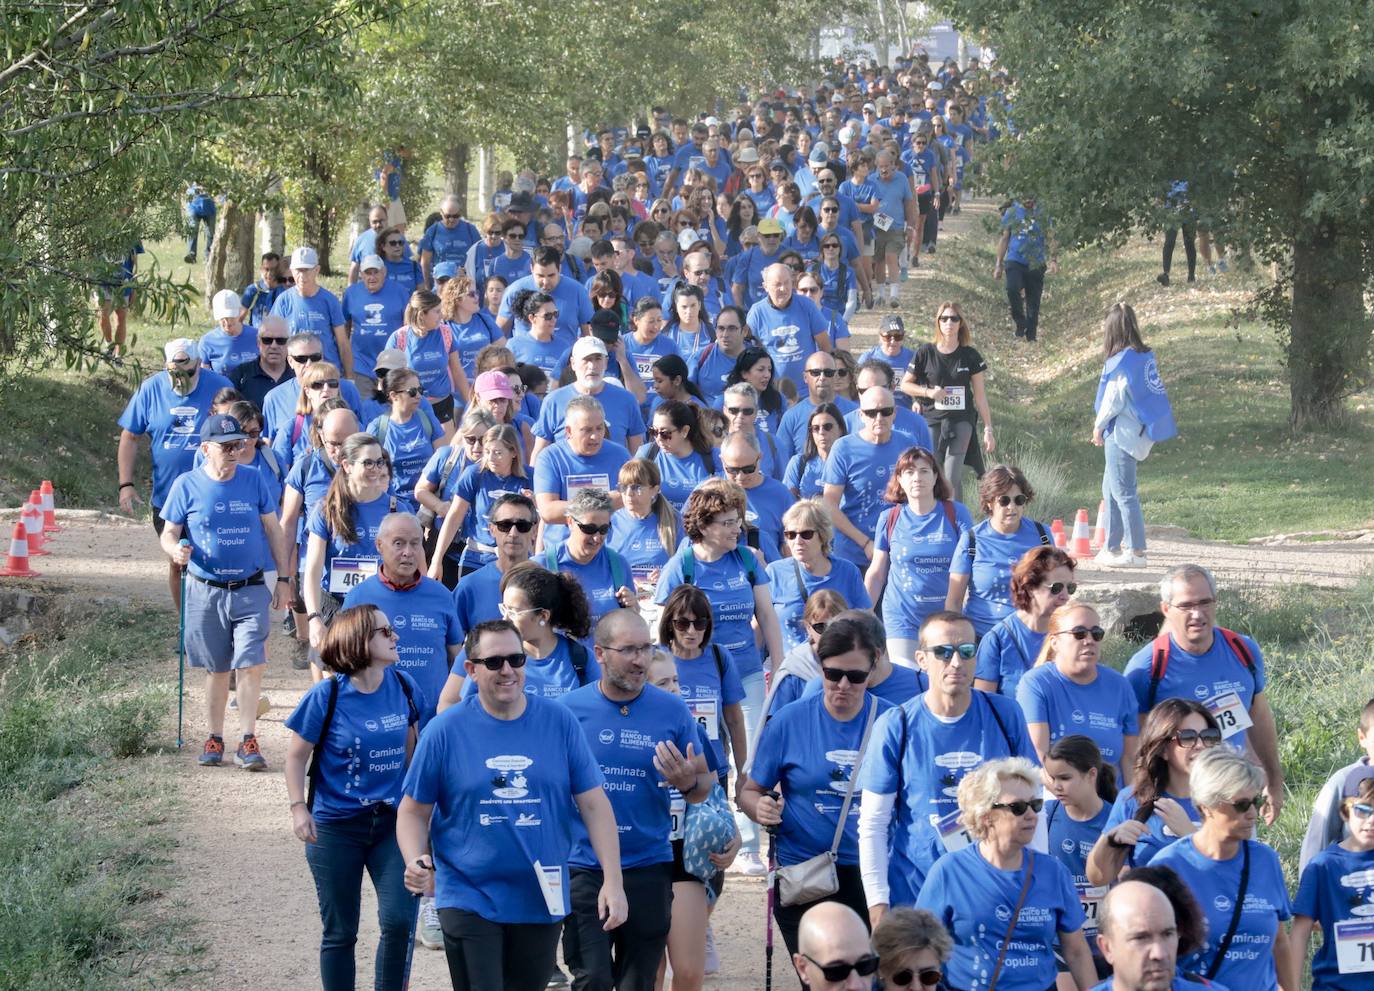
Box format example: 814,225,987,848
40,480,60,532
1070,509,1093,558
0,522,39,577
1091,500,1106,551
23,497,48,556
1051,519,1067,548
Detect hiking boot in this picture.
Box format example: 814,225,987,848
418,896,444,950
198,736,225,767
234,734,268,771
1156,272,1170,286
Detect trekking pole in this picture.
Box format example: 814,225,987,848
176,538,190,748
400,894,420,990
764,790,780,991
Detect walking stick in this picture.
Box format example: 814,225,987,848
400,894,420,990
764,790,780,991
176,538,190,748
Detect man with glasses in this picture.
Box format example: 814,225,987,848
451,493,537,638
844,360,932,450
561,608,709,991
260,333,364,436
228,315,294,410
117,338,234,605
857,610,1038,915
609,235,660,307
747,261,831,393
776,351,857,464
271,246,352,379
160,414,291,770
794,902,880,990
342,254,410,394
823,385,910,567
537,223,584,281
719,430,792,561
533,396,630,547
532,337,645,459
1123,564,1282,823
692,305,749,407
857,315,916,408
498,246,594,347
732,217,788,309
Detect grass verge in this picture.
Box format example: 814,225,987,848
0,606,195,990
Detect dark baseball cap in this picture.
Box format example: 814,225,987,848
201,414,247,443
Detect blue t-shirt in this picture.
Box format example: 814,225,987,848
775,395,858,465
160,466,275,581
384,258,423,296
692,344,745,408
491,251,532,288
1295,842,1374,991
285,670,424,822
342,576,461,714
368,412,440,502
1153,838,1292,991
305,492,394,596
822,433,910,566
533,384,646,449
742,476,795,562
869,171,913,231
385,326,455,401
975,613,1047,700
917,845,1085,991
450,560,504,638
544,543,631,625
1123,632,1265,752
751,692,894,867
342,280,409,376
633,445,714,515
608,508,681,594
729,246,784,309
1045,798,1113,942
655,547,768,677
401,695,603,922
283,448,337,546
531,440,630,546
765,557,872,652
241,280,284,328
198,324,259,376
816,258,858,311
118,369,234,507
1017,665,1140,772
499,274,593,345
270,287,346,366
950,519,1052,637
874,500,974,639
420,219,482,268
458,634,598,701
562,683,700,870
745,294,830,390
857,345,915,390
625,333,682,394
1103,786,1199,867
1092,979,1223,991
672,646,746,771
450,465,528,565
857,692,1038,902
509,333,569,380
784,453,828,499
446,312,503,379
1002,202,1051,268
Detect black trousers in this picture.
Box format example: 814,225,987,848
1004,260,1045,340
438,908,563,991
1163,222,1197,279
563,863,673,991
772,862,870,986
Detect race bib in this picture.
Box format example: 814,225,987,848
631,564,658,603
669,795,686,841
328,556,378,595
874,212,894,232
936,385,966,411
633,354,655,380
1335,920,1374,974
931,808,972,853
690,698,720,741
1205,691,1253,739
566,473,610,493
532,860,566,918
1078,884,1109,932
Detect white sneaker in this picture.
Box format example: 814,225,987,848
418,896,444,950
1093,549,1129,568
1121,551,1148,567
737,850,767,877
704,924,720,975
546,969,570,988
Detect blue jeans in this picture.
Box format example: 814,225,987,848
303,806,415,991
187,202,216,258
1102,436,1147,553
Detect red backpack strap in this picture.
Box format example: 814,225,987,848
885,505,901,543
696,341,715,370
1146,633,1171,711
439,323,453,353
1217,628,1255,669
395,326,408,350
291,413,305,446
941,499,957,529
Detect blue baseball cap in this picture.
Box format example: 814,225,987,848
433,261,459,281
201,414,247,443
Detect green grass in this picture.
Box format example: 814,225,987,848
905,217,1374,541
0,606,198,990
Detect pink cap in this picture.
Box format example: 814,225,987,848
473,369,515,400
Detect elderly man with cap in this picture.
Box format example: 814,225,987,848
117,337,234,605
342,253,410,394
260,332,366,436
794,902,880,990
497,245,594,348
420,195,481,288
731,217,788,309
199,289,259,375
270,246,352,379
228,315,293,410
1093,881,1195,991
160,413,292,770
746,261,832,392
531,336,645,459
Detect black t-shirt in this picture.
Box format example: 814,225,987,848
909,343,987,422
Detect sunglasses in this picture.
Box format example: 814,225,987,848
646,427,679,441
672,617,709,632
812,421,837,433
1174,727,1224,748
821,207,839,215
822,241,841,248
385,240,405,247
939,314,961,323
822,666,870,684
803,954,881,983
806,367,837,378
506,231,526,240
927,642,977,661
809,620,829,635
258,336,288,345
1350,802,1374,819
992,798,1045,816
391,387,421,398
471,653,528,671
308,379,340,390
995,494,1027,507
371,624,398,639
784,529,816,541
461,435,485,446
290,353,323,364
536,310,560,320
725,406,755,417
356,457,388,470
491,518,535,533
880,332,905,341
1226,794,1268,815
722,463,757,476
572,520,611,536
892,967,944,988
1048,582,1078,596
1055,626,1110,640
861,406,895,418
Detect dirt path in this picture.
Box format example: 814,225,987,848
12,206,1373,991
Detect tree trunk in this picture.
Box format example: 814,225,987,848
443,143,470,204
204,201,256,306
1288,220,1371,427
301,149,337,275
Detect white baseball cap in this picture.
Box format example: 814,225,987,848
359,254,385,272
164,338,197,362
289,246,319,269
571,336,609,361
211,289,242,320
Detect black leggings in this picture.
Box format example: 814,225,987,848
1163,222,1197,279
438,908,562,991
1004,261,1045,340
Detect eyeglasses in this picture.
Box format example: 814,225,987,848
783,529,817,542
1350,802,1374,819
939,314,961,323
710,516,741,528
391,386,421,398
498,604,541,620
290,353,323,364
927,642,977,661
806,367,837,378
802,954,881,983
725,406,755,417
603,642,654,658
385,240,405,247
356,457,388,470
991,798,1045,816
1174,728,1223,748
1057,625,1105,642
995,494,1027,507
1172,597,1217,613
860,406,895,418
491,518,535,533
891,967,944,988
1226,794,1268,815
471,652,528,671
722,464,757,476
371,624,398,640
672,617,709,633
716,323,742,334
1047,581,1079,596
244,429,262,440
259,336,288,345
646,427,679,441
308,379,340,390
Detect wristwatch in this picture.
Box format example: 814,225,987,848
276,576,292,584
307,611,322,621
